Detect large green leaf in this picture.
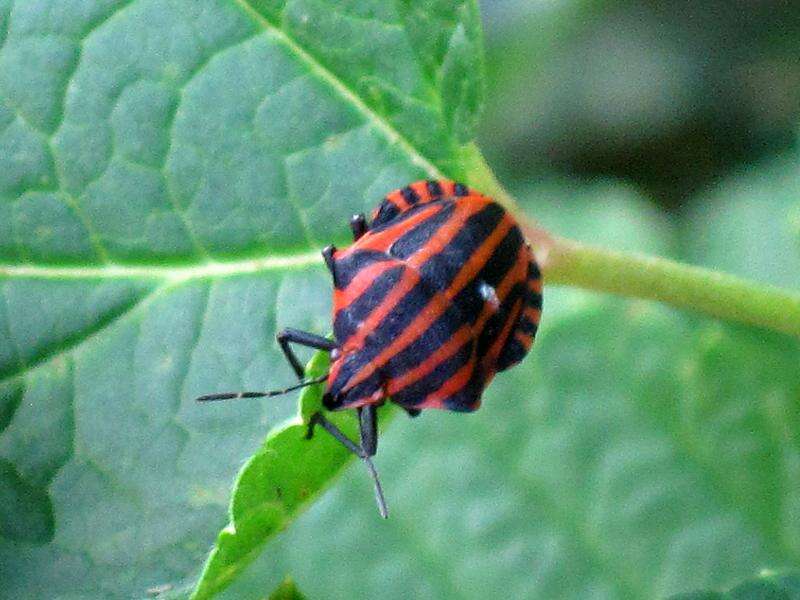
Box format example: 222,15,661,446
221,184,800,599
0,0,484,597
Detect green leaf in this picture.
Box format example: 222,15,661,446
192,353,354,599
669,570,800,599
0,0,483,597
193,348,399,598
480,0,609,175
518,177,677,257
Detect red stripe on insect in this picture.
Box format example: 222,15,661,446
482,297,524,373
333,260,399,317
386,324,473,395
472,245,529,335
410,180,432,203
514,330,533,349
386,189,410,211
416,353,477,410
442,180,458,196
523,306,541,324
336,203,445,261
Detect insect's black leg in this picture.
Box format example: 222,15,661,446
277,327,337,379
358,405,378,456
350,213,368,241
404,407,421,418
308,409,388,517
356,405,386,515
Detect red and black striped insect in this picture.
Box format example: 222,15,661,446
198,180,542,517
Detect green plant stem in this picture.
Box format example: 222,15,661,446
543,236,800,338
464,145,800,338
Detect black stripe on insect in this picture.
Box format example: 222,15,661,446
401,185,420,206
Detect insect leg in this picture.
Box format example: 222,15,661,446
357,406,387,516
308,410,388,518
350,213,368,241
277,328,337,379
358,405,378,456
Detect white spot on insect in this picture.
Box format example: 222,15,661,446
479,281,500,311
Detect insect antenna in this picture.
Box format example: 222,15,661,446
195,374,327,402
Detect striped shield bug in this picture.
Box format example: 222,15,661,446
198,180,543,518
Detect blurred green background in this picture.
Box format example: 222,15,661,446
480,0,800,209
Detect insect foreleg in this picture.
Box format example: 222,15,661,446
276,328,337,379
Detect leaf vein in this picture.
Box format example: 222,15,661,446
230,0,444,179
177,280,212,413
0,281,25,372
0,250,322,280
0,284,160,387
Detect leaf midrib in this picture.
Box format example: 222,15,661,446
0,249,325,391
0,250,322,281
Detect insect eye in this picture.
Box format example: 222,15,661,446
331,348,341,361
